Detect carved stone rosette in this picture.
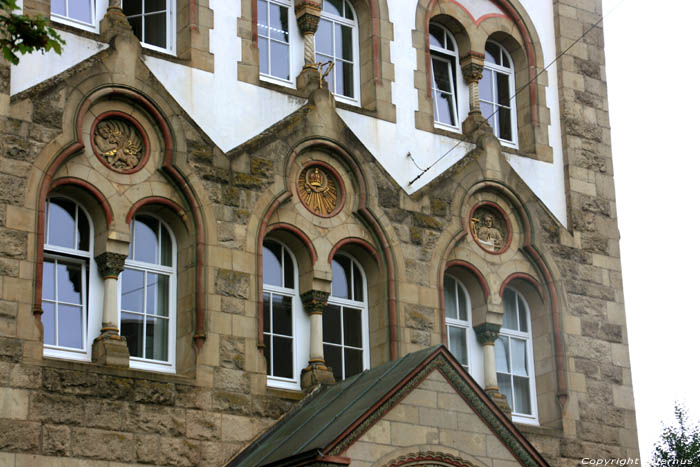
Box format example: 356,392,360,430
301,290,330,315
470,203,510,254
91,113,148,173
297,164,343,217
95,252,127,279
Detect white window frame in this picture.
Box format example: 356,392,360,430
258,0,294,87
429,23,460,132
326,253,370,380
263,240,308,390
481,41,518,148
444,273,475,372
122,0,177,55
50,0,107,33
118,214,177,373
42,196,102,362
497,287,538,425
315,0,361,106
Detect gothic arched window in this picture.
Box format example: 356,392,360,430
429,22,460,129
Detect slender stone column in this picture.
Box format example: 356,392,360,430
461,52,485,115
475,322,512,417
294,0,324,95
300,290,335,390
93,252,130,366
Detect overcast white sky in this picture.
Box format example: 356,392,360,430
602,0,700,463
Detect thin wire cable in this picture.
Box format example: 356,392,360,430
409,0,626,185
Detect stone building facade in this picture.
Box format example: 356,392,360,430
0,0,637,465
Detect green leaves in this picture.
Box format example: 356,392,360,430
1,0,65,65
652,403,700,466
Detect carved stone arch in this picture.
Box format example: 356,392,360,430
384,451,476,467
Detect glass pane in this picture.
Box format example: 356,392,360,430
264,334,271,375
501,50,511,68
336,24,352,61
42,261,55,301
343,307,362,348
457,283,468,321
263,292,271,333
145,316,168,361
122,312,144,358
269,4,289,42
146,273,169,317
445,33,455,51
57,304,82,349
283,249,294,289
272,295,292,336
352,262,363,301
344,1,353,20
316,19,333,56
257,0,268,36
344,348,363,378
485,42,500,65
121,268,144,313
511,338,528,377
270,41,290,80
259,38,269,75
123,0,141,17
495,336,510,373
497,72,511,107
262,241,282,287
51,0,66,16
323,304,341,345
429,24,444,49
444,276,457,319
48,198,76,249
497,373,513,409
128,17,143,41
146,0,167,13
145,12,167,48
514,376,531,414
77,208,89,251
331,256,351,299
498,107,512,141
57,262,82,305
432,59,451,92
481,102,495,128
134,216,159,264
338,61,353,98
448,326,468,367
324,0,343,17
272,336,293,378
517,295,528,332
160,224,172,266
324,344,342,380
479,69,494,103
435,92,455,126
67,0,91,23
42,302,56,346
503,288,517,330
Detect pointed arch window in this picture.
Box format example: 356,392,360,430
480,41,518,146
429,22,460,129
325,253,369,380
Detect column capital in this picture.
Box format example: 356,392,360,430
474,322,501,345
301,289,330,315
295,0,322,35
461,52,485,84
95,252,127,279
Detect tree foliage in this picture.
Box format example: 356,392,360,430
0,0,64,65
652,403,700,466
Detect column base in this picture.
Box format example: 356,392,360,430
92,334,130,367
485,387,512,418
462,112,494,141
296,67,323,97
301,362,335,391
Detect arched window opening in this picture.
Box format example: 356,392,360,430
496,287,538,422
326,253,369,380
315,0,360,104
429,22,460,129
120,214,177,372
480,41,517,146
257,0,292,83
444,274,472,372
42,197,94,358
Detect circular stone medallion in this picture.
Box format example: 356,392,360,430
91,112,149,174
470,203,511,254
297,163,344,217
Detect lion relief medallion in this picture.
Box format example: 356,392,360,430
297,165,342,217
93,117,146,172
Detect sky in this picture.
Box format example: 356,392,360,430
602,0,700,463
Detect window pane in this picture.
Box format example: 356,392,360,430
495,336,510,373
316,19,333,56
121,268,144,313
56,262,82,305
269,4,289,42
457,283,468,321
42,302,56,346
497,373,513,409
337,61,353,98
48,198,76,249
503,288,517,330
123,0,141,17
57,304,82,349
145,316,168,361
479,70,493,103
146,273,169,317
258,0,269,39
283,249,294,289
513,376,531,414
146,0,166,13
324,344,342,380
343,307,362,347
270,41,290,80
272,295,292,336
429,24,444,49
344,2,353,20
145,12,167,49
262,241,282,287
485,42,500,65
445,34,455,51
272,336,293,378
324,0,343,17
344,348,363,378
122,312,144,358
128,17,143,41
448,326,468,367
501,50,511,68
331,256,351,299
323,304,341,344
498,107,512,141
51,0,66,16
496,72,511,107
482,102,495,128
336,24,352,61
517,295,528,332
511,338,528,377
444,276,456,319
134,216,159,264
160,224,172,266
435,91,455,126
432,59,452,92
42,261,55,301
263,292,271,332
77,208,89,251
67,0,91,23
259,38,269,75
352,262,363,301
264,334,271,375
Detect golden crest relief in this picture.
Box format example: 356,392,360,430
297,165,340,216
93,118,145,172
